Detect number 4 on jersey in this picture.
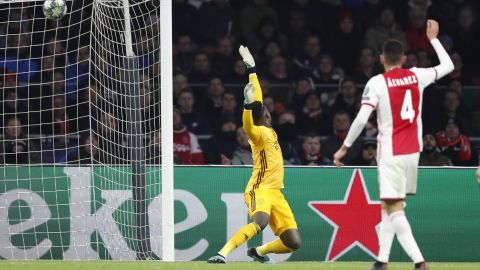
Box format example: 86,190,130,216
400,89,415,123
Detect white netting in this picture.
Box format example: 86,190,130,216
0,0,163,260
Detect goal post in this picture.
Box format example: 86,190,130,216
0,0,174,261
159,0,174,263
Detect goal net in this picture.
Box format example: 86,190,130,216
0,0,173,261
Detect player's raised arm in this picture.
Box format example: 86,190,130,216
426,19,454,80
240,45,263,102
239,45,262,143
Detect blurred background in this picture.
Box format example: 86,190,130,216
1,0,479,167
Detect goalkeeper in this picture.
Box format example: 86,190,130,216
208,46,301,264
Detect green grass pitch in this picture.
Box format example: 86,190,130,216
1,261,479,270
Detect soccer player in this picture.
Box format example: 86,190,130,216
333,20,453,270
207,46,301,264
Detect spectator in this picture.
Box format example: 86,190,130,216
364,6,408,54
196,0,236,45
173,107,204,164
139,76,160,133
257,40,284,73
354,47,380,84
188,52,214,85
45,36,67,56
173,73,190,99
68,133,99,164
245,16,287,55
439,34,455,54
263,95,279,127
1,117,38,164
228,59,248,88
205,77,226,120
41,95,76,135
297,91,330,135
439,52,471,85
240,0,279,38
352,140,377,166
211,36,236,79
433,90,471,135
331,78,359,118
293,34,323,76
404,51,419,68
277,0,326,36
452,4,479,73
65,46,89,99
1,87,30,129
419,134,452,166
208,115,239,163
49,70,66,96
77,83,100,132
322,111,363,165
1,32,40,85
311,54,343,105
275,111,301,165
416,49,431,68
405,6,431,53
177,88,212,135
147,131,183,165
289,77,314,115
173,35,196,74
96,112,125,164
266,56,292,102
328,10,363,74
300,133,331,166
221,127,253,165
212,90,240,134
436,119,478,166
40,55,56,83
284,10,311,56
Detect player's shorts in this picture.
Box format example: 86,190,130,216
378,152,420,200
244,188,298,236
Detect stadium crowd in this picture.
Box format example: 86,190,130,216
1,0,480,166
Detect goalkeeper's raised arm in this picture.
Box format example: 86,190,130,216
239,45,272,144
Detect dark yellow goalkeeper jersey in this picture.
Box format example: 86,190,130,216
243,73,284,192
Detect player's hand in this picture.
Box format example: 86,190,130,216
476,166,480,184
333,145,348,167
239,45,255,68
426,19,439,41
243,82,255,104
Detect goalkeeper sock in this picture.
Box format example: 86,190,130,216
218,222,261,257
257,238,293,256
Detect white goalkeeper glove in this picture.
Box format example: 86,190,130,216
244,82,255,105
239,45,255,68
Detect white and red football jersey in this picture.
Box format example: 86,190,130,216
362,67,437,157
173,127,204,164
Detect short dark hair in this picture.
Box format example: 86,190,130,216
222,90,236,98
178,88,193,97
382,39,404,65
250,101,265,124
333,110,350,119
303,132,319,142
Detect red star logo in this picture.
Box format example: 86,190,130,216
309,169,381,261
